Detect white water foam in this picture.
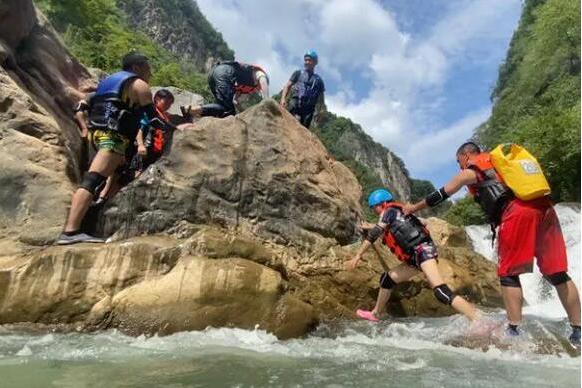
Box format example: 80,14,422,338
466,203,581,318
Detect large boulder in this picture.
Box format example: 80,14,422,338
102,99,363,247
0,237,181,324
98,256,316,339
0,3,95,245
0,222,502,339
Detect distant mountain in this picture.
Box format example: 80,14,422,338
117,0,234,72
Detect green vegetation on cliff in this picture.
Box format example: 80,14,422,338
35,0,215,100
478,0,580,202
313,111,410,219
119,0,233,65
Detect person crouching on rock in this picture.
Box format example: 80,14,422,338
181,61,269,119
131,88,175,178
403,142,581,347
345,188,478,322
56,52,158,245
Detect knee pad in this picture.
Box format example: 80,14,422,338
379,272,396,289
433,284,456,305
500,275,522,288
80,171,107,195
544,272,571,286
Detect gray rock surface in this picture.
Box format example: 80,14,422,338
0,3,96,245
102,99,364,248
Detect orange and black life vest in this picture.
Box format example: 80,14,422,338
381,202,431,262
150,107,169,154
233,63,267,95
466,152,513,225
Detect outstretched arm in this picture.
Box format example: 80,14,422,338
74,111,90,138
258,74,269,99
403,169,478,214
73,99,90,138
346,217,389,270
136,128,146,156
280,81,293,108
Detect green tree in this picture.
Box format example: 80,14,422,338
478,0,580,201
444,196,487,226
36,0,213,97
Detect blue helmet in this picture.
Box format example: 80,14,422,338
304,50,318,64
368,189,393,208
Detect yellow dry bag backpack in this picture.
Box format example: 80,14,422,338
489,143,551,200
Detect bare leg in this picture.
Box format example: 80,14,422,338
500,285,523,325
64,150,123,232
374,288,391,315
373,264,418,315
421,259,478,321
555,280,581,326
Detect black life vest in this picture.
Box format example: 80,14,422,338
88,71,142,139
382,203,431,262
292,70,324,108
466,153,513,225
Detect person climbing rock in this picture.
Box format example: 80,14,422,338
346,188,478,323
131,88,175,178
56,52,159,245
181,61,269,119
280,50,325,128
403,141,581,347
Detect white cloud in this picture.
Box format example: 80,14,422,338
403,107,491,173
318,0,406,67
195,0,521,178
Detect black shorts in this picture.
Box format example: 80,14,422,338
406,242,438,269
289,104,315,128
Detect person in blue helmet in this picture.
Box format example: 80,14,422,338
280,50,325,128
345,188,478,322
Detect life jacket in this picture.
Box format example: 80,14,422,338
142,107,170,154
292,70,324,108
88,71,142,139
466,152,513,225
219,61,267,95
381,202,431,262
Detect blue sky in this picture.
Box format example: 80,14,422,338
196,0,522,194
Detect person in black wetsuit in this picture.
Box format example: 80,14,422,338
181,61,269,119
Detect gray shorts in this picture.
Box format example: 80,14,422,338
406,242,438,269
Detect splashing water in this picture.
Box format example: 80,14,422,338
0,204,579,387
0,315,579,388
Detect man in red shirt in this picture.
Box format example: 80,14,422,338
403,141,581,347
